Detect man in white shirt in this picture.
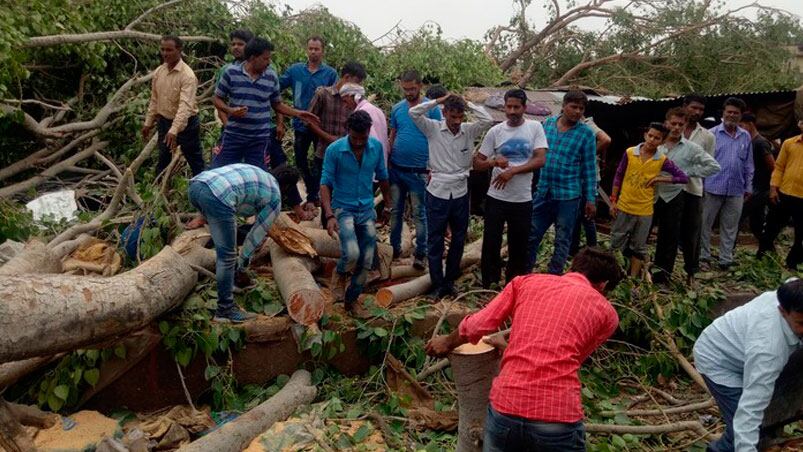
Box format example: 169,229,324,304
694,278,803,452
409,94,493,297
474,89,548,288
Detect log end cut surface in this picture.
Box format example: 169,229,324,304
288,289,325,326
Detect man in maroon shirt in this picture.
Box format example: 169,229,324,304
426,247,623,451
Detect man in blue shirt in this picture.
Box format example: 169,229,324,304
388,70,442,269
279,36,339,207
527,90,597,275
693,278,803,452
212,37,318,171
321,111,392,312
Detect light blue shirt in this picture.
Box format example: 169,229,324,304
693,291,802,451
320,136,388,212
656,137,721,202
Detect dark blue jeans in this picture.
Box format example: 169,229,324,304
390,167,428,259
211,131,269,171
527,192,582,274
335,208,377,304
293,129,319,202
426,192,469,292
484,406,586,452
702,374,742,452
188,181,237,315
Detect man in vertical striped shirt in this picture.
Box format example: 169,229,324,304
212,37,318,171
426,247,623,451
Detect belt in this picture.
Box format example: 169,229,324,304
392,165,428,174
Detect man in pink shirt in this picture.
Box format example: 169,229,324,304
340,83,389,167
426,247,623,451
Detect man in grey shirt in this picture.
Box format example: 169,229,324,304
693,278,803,452
409,94,493,297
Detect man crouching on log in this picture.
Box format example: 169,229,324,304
188,163,283,323
426,247,624,451
320,110,392,312
693,278,803,452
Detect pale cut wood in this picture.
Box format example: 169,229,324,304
450,343,501,452
267,240,325,326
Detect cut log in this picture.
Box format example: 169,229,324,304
399,223,414,259
0,356,63,389
0,399,35,452
0,244,203,362
0,239,62,275
7,402,58,429
301,227,393,280
267,240,325,326
375,240,483,306
449,342,501,452
389,265,426,281
179,369,316,452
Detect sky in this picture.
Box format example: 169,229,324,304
273,0,802,43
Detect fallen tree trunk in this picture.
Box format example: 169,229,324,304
267,240,325,326
0,240,62,275
449,342,501,452
0,399,35,452
301,227,393,280
0,245,202,362
376,240,483,306
0,356,63,389
179,369,316,452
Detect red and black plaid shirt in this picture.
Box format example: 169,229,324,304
459,272,619,423
308,86,354,158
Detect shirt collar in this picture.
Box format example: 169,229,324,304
778,306,802,347
166,59,187,73
563,272,594,288
796,134,803,143
439,121,464,136
713,123,748,139
633,143,662,160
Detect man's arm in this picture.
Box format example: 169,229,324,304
464,102,495,137
769,142,789,204
319,145,338,236
581,132,598,202
168,71,197,137
610,154,629,202
426,279,518,357
239,194,282,269
733,345,789,451
142,72,159,139
688,143,721,178
272,101,319,128
305,91,338,143
491,148,547,190
649,158,688,186
278,66,293,91
408,99,441,137
744,141,755,195
473,128,506,171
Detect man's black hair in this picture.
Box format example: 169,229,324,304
504,88,528,106
569,247,624,290
563,90,588,107
741,112,757,123
229,29,254,42
723,97,747,113
683,93,707,106
341,61,367,82
426,84,447,99
244,37,274,60
399,69,422,84
648,121,670,138
443,95,467,113
270,165,300,196
161,35,183,49
347,110,373,133
307,35,326,47
778,279,803,312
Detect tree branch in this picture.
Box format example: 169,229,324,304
125,0,188,31
24,30,215,48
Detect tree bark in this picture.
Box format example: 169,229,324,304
375,240,483,306
179,369,316,452
0,356,62,389
24,30,215,48
267,239,325,326
0,399,35,452
0,245,203,362
449,342,501,452
0,240,62,276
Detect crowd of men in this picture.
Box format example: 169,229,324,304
143,31,803,451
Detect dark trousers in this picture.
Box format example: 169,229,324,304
310,156,324,203
702,374,742,452
654,193,692,280
570,197,597,255
481,196,532,288
759,192,803,269
156,115,204,176
743,189,770,243
484,406,585,452
426,192,469,292
293,129,319,202
210,130,269,170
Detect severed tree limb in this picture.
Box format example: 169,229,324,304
24,30,215,48
125,0,188,30
0,104,63,139
0,399,35,452
586,420,714,440
652,300,709,393
0,140,108,198
600,398,715,417
0,355,63,389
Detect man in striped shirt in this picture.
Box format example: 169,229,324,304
188,164,283,323
212,37,318,171
426,247,623,451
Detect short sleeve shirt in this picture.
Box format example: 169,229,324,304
751,135,775,192
479,120,548,203
215,64,280,138
389,99,442,168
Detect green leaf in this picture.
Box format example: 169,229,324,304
204,365,221,380
373,327,388,337
85,349,100,363
47,393,64,412
84,368,100,386
612,434,627,448
229,328,241,342
352,424,372,442
159,321,170,335
114,344,126,359
581,387,595,399
53,385,70,401
176,348,193,367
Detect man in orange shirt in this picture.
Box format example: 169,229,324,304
426,247,623,451
758,119,803,269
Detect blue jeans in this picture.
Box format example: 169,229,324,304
426,192,469,292
527,192,582,274
293,129,318,202
390,167,428,259
211,131,269,171
484,406,585,452
702,374,742,452
188,181,237,314
335,208,377,304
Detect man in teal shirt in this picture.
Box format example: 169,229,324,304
693,278,803,451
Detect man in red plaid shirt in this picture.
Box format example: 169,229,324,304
426,247,623,451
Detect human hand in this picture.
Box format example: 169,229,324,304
277,121,286,141
141,125,153,141
297,111,321,128
492,169,514,190
769,187,779,205
425,335,455,358
229,106,248,118
610,201,618,218
164,132,178,150
494,156,509,169
326,216,339,238
585,201,596,220
481,334,508,351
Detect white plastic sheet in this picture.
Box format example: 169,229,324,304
25,190,78,223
